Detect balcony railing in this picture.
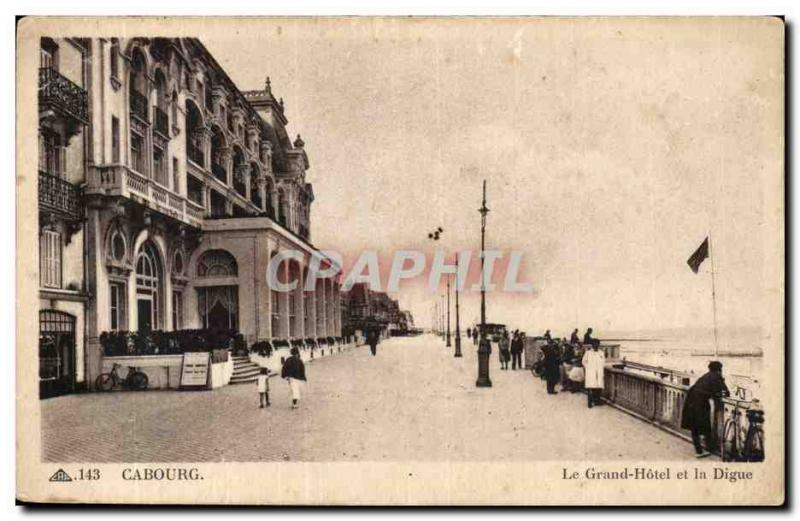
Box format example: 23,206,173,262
38,171,82,221
129,89,149,122
153,106,169,136
38,67,89,124
87,165,203,229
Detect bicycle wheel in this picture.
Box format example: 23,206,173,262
95,373,114,392
722,420,740,462
745,427,765,462
130,371,149,390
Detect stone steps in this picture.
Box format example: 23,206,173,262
229,355,261,384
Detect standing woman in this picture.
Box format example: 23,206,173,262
582,343,605,408
499,331,511,370
281,347,307,409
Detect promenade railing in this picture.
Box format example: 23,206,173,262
603,366,761,457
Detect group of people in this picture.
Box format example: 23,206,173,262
497,330,526,370
457,324,733,459
533,328,606,408
255,347,308,410
255,327,384,410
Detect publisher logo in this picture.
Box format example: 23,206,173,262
48,468,72,482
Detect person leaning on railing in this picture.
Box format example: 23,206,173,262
680,361,730,458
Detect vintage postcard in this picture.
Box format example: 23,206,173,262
16,16,784,505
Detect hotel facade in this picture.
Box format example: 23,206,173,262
37,37,343,397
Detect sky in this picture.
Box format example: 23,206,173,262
205,17,783,337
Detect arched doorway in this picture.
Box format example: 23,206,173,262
135,241,163,332
196,249,239,331
39,310,76,399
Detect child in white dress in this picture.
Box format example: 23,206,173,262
256,367,270,408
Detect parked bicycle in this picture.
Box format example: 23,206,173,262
94,363,149,392
722,398,765,462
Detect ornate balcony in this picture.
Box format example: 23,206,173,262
87,165,204,229
38,171,83,222
39,67,89,125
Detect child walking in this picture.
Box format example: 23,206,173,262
256,367,270,408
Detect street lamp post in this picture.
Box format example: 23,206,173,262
476,179,492,387
434,301,438,335
441,294,446,340
446,276,452,347
454,255,462,357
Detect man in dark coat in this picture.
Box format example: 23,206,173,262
542,342,561,394
583,327,600,348
681,361,729,457
510,331,523,370
281,347,307,408
366,327,380,356
570,328,580,345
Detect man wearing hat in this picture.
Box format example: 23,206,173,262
681,361,730,457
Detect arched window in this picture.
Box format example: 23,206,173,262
129,49,148,122
153,70,168,135
135,241,162,331
210,126,227,183
171,89,179,127
185,99,204,167
136,242,160,290
232,146,247,196
197,249,238,277
196,249,239,330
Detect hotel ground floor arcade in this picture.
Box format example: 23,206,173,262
84,200,342,385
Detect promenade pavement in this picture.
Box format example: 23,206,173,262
42,334,695,462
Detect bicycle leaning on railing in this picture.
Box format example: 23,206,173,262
94,363,149,392
721,396,765,462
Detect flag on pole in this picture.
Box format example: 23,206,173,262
687,237,709,274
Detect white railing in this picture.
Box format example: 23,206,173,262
88,164,204,228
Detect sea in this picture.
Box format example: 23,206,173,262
601,326,767,401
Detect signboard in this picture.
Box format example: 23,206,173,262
179,352,211,390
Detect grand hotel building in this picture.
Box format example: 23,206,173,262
37,37,342,397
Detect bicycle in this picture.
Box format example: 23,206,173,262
95,363,149,392
722,398,765,462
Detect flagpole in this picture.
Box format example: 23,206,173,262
709,236,719,358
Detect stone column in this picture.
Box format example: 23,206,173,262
257,177,267,212
326,278,334,335
334,282,341,336
282,259,291,338
307,275,317,338
317,278,326,337
295,263,304,339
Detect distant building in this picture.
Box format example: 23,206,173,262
37,37,342,397
341,283,414,336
